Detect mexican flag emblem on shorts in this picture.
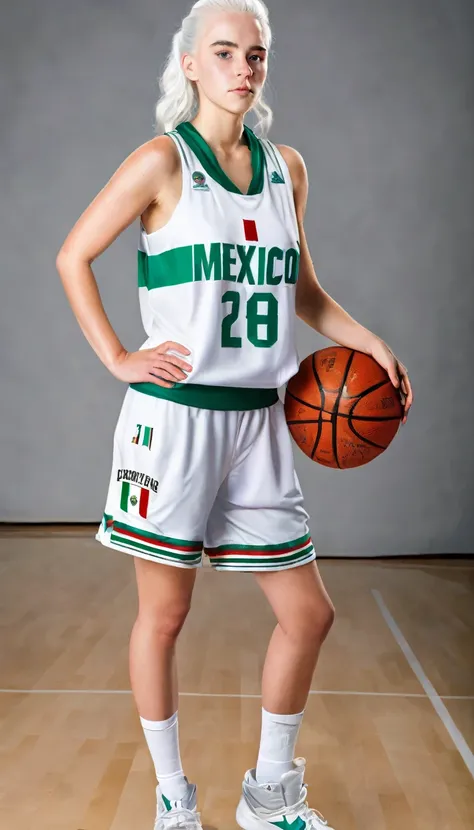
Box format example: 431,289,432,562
120,481,149,518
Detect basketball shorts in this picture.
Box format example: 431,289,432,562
95,387,316,572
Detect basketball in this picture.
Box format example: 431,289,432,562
284,346,403,469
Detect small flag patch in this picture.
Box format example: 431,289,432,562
120,481,150,518
243,219,258,242
132,424,153,449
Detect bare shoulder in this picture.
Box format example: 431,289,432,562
145,134,180,171
125,134,180,192
56,134,181,264
275,144,307,188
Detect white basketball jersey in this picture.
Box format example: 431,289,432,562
132,121,301,406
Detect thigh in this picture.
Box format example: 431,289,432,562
134,555,198,623
203,399,316,572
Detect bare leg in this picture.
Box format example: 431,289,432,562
129,557,198,720
254,561,335,714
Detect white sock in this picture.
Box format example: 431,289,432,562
255,707,305,785
140,712,189,801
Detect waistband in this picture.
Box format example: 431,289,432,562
129,381,279,411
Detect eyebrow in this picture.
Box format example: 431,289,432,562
210,39,267,52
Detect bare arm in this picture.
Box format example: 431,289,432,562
56,137,191,384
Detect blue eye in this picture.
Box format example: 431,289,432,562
216,51,263,62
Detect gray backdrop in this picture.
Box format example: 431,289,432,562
1,0,473,555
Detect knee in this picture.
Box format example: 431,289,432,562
292,600,335,645
319,601,336,640
136,602,192,644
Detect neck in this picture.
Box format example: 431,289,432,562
189,108,247,156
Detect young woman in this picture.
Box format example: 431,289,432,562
56,1,413,828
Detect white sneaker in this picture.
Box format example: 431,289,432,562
154,779,203,829
236,757,336,829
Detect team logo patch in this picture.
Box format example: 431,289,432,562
192,170,210,190
271,170,285,184
132,423,154,449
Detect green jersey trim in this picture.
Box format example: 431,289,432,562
129,382,279,411
172,121,265,196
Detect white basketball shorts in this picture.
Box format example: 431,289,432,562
95,387,316,572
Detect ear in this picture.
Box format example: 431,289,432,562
182,54,199,82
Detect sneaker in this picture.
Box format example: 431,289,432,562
236,757,335,829
154,778,203,829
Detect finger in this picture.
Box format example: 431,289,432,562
151,364,186,382
148,371,175,388
397,363,411,395
402,395,413,424
402,374,413,404
396,362,406,387
156,341,191,355
160,354,193,372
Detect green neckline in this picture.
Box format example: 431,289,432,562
173,121,265,196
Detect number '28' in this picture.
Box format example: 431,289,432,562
221,291,278,348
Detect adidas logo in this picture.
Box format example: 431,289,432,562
271,170,285,184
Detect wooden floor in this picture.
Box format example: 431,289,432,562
0,526,473,829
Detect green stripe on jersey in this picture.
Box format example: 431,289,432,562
138,247,193,289
138,243,299,290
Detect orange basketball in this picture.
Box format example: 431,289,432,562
284,346,403,469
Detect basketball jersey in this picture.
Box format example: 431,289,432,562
130,120,301,409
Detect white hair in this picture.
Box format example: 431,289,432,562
154,0,273,137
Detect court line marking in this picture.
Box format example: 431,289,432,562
371,588,474,779
0,688,473,699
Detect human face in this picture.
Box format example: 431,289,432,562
183,11,268,117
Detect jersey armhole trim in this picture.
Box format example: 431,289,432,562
139,131,188,241
262,139,300,251
166,129,189,164
261,139,286,183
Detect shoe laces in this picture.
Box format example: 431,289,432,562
297,801,330,828
155,807,202,829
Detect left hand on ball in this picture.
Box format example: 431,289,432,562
369,338,414,425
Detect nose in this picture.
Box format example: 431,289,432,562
236,57,253,80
